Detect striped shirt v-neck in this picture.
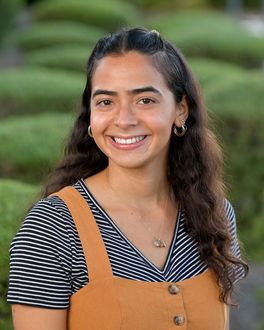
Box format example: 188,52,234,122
86,180,206,281
7,179,243,309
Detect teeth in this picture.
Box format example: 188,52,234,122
113,136,145,144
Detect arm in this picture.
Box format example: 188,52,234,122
12,304,67,330
8,199,74,328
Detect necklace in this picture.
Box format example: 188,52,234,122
107,179,172,248
134,192,171,248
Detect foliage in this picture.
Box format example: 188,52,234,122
0,179,39,329
0,1,263,327
189,57,244,85
0,67,84,116
0,113,72,182
25,45,92,72
32,0,140,31
189,58,264,260
0,0,24,45
208,0,261,9
147,10,264,67
220,117,264,260
0,304,13,330
189,57,264,116
121,0,209,10
3,21,105,50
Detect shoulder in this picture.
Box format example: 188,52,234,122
223,198,237,232
10,193,79,256
8,196,76,308
222,198,242,257
223,198,235,218
8,182,89,308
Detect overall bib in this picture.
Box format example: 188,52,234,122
53,186,227,330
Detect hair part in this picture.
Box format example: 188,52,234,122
42,27,248,303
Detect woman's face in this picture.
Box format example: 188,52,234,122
90,51,188,171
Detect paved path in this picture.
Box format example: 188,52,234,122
230,263,264,330
239,14,264,37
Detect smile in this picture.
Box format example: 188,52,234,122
112,136,146,145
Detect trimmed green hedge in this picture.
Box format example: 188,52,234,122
0,113,72,182
0,67,84,116
204,74,264,116
189,58,264,260
189,57,244,86
0,0,24,44
0,179,39,330
218,113,264,261
25,45,91,72
32,0,140,31
121,0,208,10
4,21,105,50
189,57,263,116
147,10,264,67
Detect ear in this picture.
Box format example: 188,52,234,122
174,95,189,127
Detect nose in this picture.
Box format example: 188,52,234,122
114,102,138,128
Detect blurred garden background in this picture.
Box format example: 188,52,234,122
0,0,263,329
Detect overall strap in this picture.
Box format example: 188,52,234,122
51,186,113,281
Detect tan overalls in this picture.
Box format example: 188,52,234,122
53,186,227,330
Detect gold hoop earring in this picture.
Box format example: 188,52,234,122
173,124,187,137
88,125,93,138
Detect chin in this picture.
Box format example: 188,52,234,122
108,157,149,170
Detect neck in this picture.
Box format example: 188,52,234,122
102,163,172,208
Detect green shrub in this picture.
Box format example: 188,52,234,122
25,45,92,72
0,0,24,44
4,21,105,50
0,67,84,116
190,58,261,108
189,57,263,116
219,113,264,261
198,69,264,117
240,212,264,261
121,0,208,10
189,57,245,86
189,58,264,260
0,113,73,182
0,179,39,328
147,10,264,67
32,0,140,31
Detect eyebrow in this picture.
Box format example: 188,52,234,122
92,86,162,99
130,86,162,96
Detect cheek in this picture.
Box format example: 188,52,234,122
90,111,109,133
150,113,175,132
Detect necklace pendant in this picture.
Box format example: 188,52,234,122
153,238,166,248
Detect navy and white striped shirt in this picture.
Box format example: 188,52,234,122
7,179,243,309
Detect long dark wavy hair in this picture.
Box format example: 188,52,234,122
42,27,248,303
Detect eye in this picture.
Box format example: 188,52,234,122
96,99,113,107
138,98,155,105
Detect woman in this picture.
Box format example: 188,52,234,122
8,27,248,329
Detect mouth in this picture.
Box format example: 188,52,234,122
111,135,146,145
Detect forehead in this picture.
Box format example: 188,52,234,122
91,51,168,90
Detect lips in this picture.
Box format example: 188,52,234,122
112,135,146,145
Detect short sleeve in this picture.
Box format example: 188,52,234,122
224,199,246,282
7,198,74,309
